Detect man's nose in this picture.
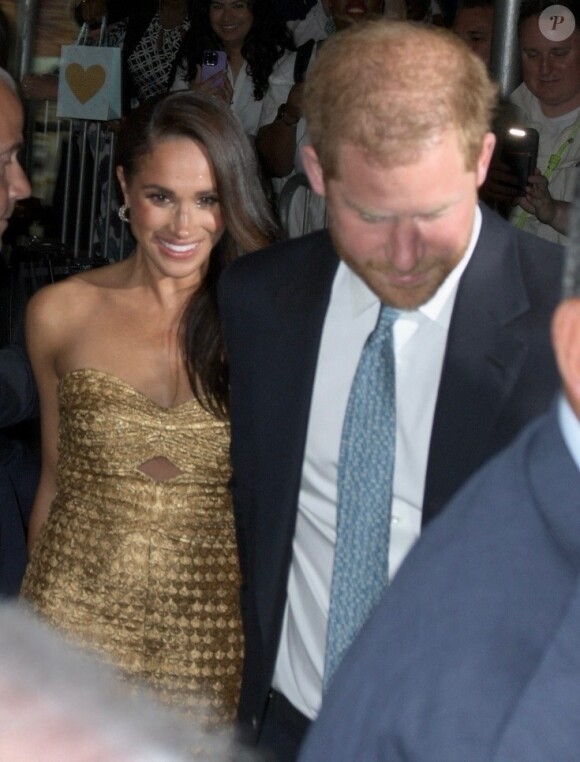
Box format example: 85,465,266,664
389,218,420,270
538,55,553,75
8,160,31,202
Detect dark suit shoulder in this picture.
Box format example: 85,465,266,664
221,229,334,286
454,203,564,335
218,230,339,322
479,203,564,286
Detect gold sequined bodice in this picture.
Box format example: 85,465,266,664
21,369,242,724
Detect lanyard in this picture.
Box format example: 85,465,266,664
515,119,580,229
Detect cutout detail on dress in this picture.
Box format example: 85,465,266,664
138,456,184,482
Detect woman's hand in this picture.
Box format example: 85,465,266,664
190,65,233,106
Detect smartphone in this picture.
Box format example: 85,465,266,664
200,50,228,86
501,127,540,195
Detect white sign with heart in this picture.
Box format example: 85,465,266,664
65,63,107,104
57,43,122,121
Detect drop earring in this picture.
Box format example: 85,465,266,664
118,204,131,223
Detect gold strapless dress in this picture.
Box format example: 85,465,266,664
21,369,242,724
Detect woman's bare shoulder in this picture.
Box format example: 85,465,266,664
26,261,129,334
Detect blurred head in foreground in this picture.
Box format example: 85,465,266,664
0,603,255,761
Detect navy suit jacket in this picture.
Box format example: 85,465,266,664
218,204,564,735
0,345,40,597
299,402,580,761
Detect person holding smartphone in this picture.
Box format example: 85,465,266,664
171,0,295,136
483,0,580,245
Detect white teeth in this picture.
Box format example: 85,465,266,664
160,239,197,253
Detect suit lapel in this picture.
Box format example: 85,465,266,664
252,232,339,642
492,413,580,761
423,207,532,524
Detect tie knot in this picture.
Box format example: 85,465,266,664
374,305,399,337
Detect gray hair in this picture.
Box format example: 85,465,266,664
563,172,580,299
0,603,255,761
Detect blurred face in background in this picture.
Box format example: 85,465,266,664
322,0,385,29
453,5,494,67
520,16,580,116
209,0,253,48
0,81,31,246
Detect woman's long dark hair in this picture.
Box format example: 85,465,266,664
116,91,280,418
180,0,295,100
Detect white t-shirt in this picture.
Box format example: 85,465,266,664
509,82,580,245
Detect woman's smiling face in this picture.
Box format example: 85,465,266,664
209,0,254,48
116,137,225,288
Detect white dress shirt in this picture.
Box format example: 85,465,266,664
559,394,580,470
272,207,483,719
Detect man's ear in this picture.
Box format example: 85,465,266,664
301,144,327,197
475,131,496,188
552,299,580,416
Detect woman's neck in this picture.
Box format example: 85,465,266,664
224,43,244,79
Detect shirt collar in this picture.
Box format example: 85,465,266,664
558,393,580,472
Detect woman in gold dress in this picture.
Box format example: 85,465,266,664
20,91,279,724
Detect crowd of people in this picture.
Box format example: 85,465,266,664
1,0,580,759
12,0,579,245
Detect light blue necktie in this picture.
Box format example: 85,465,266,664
323,304,398,689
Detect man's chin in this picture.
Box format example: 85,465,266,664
365,274,442,311
377,292,435,311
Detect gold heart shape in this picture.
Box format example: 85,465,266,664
65,63,106,104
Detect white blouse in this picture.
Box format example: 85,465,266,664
172,49,294,136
